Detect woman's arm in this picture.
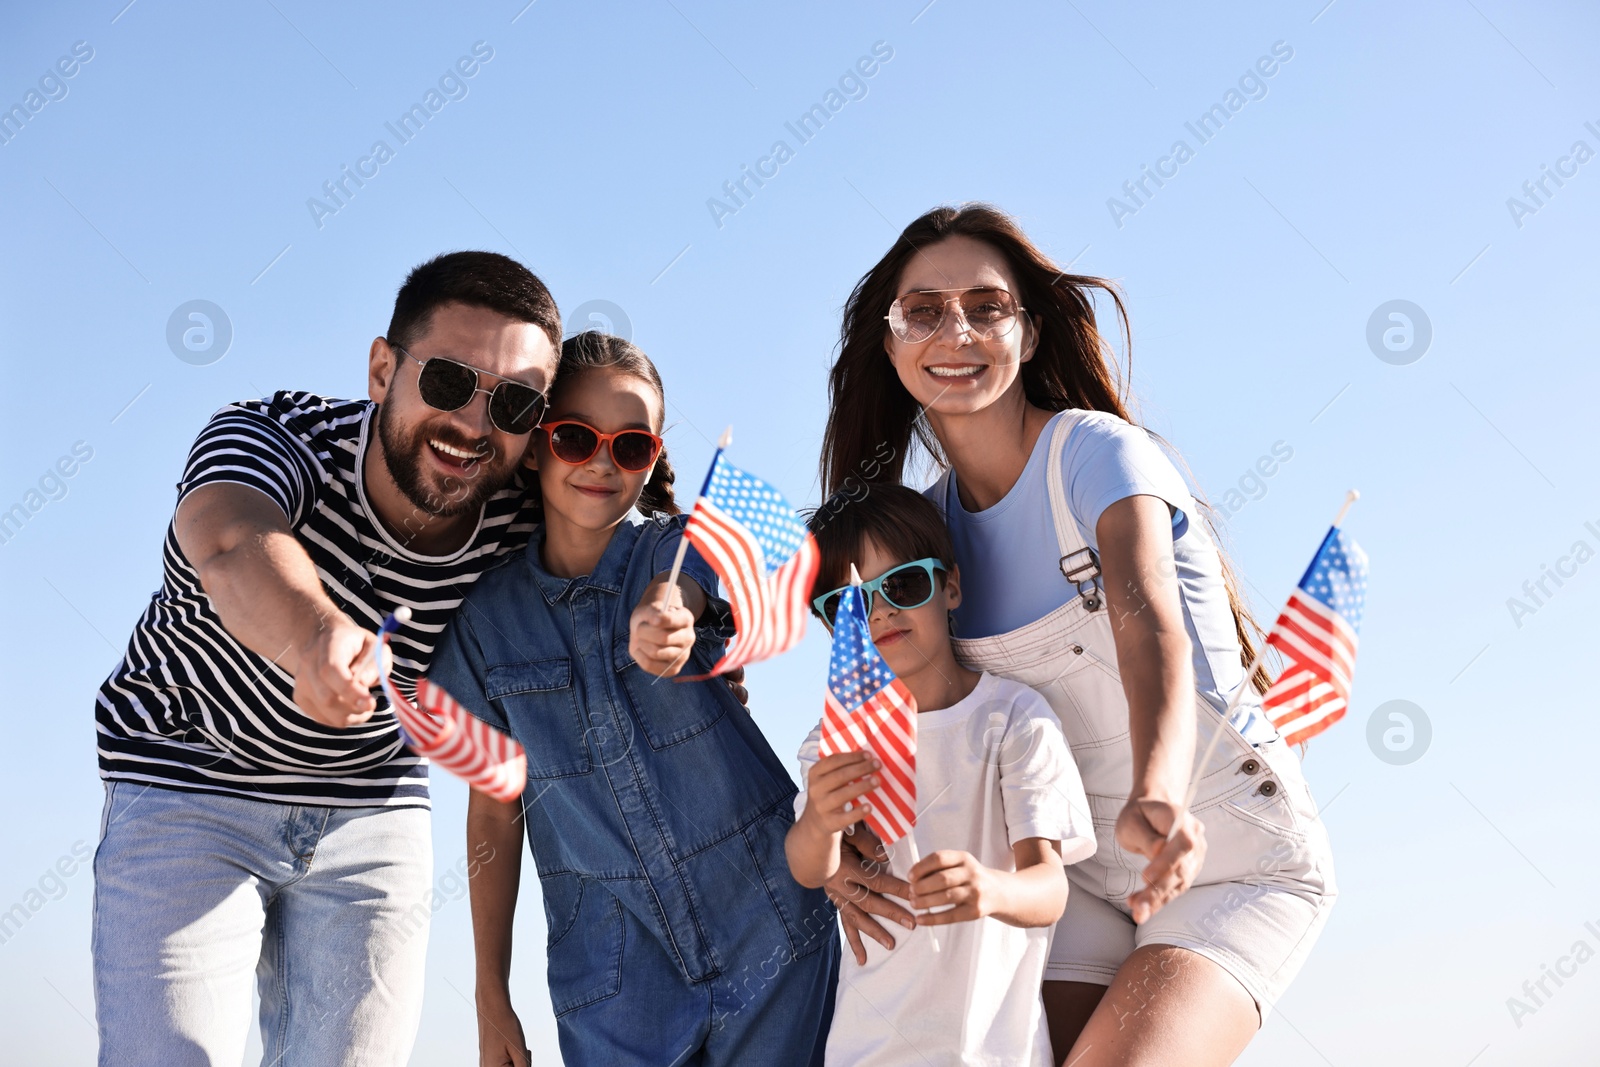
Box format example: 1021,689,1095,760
1095,494,1206,924
824,830,916,965
908,838,1067,928
468,788,529,1067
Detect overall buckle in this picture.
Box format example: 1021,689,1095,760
1059,548,1103,612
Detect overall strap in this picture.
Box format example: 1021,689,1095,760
1043,411,1104,612
929,411,1104,613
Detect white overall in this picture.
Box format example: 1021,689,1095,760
932,412,1336,1016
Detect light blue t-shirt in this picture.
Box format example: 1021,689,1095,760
930,409,1276,746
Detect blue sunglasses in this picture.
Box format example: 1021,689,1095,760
812,557,947,630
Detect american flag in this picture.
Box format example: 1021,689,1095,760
375,611,528,801
682,450,819,676
1262,526,1369,745
817,584,919,845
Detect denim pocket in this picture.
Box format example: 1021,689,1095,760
487,659,592,779
540,871,583,949
610,641,727,750
544,877,625,1017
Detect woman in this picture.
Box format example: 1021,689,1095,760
818,204,1335,1065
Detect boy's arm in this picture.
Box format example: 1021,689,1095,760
785,751,882,888
908,839,1067,928
784,809,843,890
468,788,529,1067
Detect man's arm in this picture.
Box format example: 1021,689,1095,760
174,482,380,727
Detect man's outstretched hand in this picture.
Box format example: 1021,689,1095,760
291,613,384,727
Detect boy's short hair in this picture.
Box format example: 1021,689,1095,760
806,483,956,599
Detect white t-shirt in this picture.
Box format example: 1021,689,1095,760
795,672,1096,1067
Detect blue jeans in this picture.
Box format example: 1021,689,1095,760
91,781,432,1067
551,873,838,1067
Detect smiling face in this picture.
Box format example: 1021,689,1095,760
370,301,558,518
851,536,963,688
883,234,1039,419
532,366,664,536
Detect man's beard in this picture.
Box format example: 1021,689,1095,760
376,401,520,520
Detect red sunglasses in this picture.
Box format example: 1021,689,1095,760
539,420,663,473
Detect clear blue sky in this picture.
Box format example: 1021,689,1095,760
2,1,1596,1063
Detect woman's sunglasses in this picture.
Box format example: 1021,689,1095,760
540,420,664,473
812,557,947,630
390,342,548,435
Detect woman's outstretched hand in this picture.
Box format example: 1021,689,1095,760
823,825,915,965
1116,796,1206,924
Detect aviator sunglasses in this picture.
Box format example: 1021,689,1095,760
539,420,664,473
884,287,1025,345
812,557,947,630
389,342,548,435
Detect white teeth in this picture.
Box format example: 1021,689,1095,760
430,439,480,460
927,365,983,378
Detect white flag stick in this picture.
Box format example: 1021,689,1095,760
1168,490,1359,838
658,426,732,611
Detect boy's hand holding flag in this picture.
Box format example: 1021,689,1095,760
818,571,919,846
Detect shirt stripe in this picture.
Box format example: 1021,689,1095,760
95,391,538,808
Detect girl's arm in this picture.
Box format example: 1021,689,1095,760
468,788,529,1067
628,572,708,678
908,839,1067,928
785,751,882,888
1096,493,1205,924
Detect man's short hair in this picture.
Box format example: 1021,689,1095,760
386,250,561,353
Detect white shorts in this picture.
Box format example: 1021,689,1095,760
1043,737,1337,1021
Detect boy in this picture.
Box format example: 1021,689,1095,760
786,485,1095,1066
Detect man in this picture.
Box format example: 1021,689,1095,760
92,251,559,1066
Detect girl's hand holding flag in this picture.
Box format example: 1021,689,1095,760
628,572,707,678
817,571,919,847
660,428,820,677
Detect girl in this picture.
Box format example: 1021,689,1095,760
428,331,837,1067
819,205,1336,1066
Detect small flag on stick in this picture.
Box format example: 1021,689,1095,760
817,571,919,845
1261,514,1369,744
666,429,819,676
1177,491,1368,821
374,608,528,801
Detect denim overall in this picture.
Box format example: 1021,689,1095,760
428,512,837,1065
930,414,1336,1011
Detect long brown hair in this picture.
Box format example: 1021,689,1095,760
552,331,679,516
820,203,1270,693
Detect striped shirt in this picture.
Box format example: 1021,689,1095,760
95,391,539,808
